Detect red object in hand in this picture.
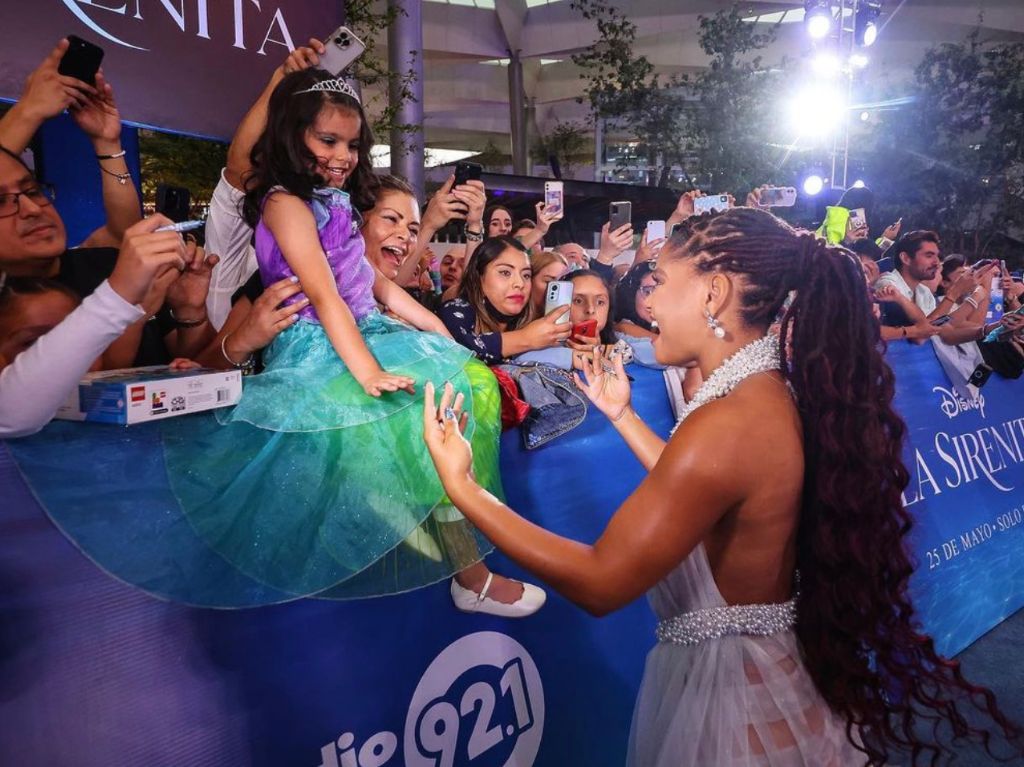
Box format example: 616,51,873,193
572,320,598,340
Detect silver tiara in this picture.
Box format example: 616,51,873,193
294,78,360,103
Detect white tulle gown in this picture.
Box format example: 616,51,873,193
626,542,866,766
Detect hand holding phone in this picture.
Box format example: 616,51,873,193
758,187,797,208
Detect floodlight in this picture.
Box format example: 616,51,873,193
803,175,825,196
805,1,834,40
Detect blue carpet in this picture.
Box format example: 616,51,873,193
894,606,1024,765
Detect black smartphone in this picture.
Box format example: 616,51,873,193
972,259,995,271
931,314,953,327
968,363,993,388
58,35,104,86
453,161,482,187
156,184,191,224
609,201,631,232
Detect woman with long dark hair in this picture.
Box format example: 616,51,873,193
423,207,1019,765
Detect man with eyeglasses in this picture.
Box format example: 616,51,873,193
0,39,211,366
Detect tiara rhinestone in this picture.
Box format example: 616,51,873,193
293,78,360,102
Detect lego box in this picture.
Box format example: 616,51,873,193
56,366,242,425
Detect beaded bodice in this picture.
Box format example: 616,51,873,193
654,334,798,647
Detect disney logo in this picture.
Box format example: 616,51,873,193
933,386,986,420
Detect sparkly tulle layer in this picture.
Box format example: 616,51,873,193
7,315,501,608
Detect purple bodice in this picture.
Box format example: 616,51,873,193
254,187,378,323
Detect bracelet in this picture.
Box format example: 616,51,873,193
96,149,126,160
964,296,979,309
169,307,208,327
611,405,633,423
221,332,256,374
99,166,131,185
464,226,483,242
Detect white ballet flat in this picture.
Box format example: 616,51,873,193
450,573,547,618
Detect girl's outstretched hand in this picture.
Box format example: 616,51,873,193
422,381,474,487
360,369,415,397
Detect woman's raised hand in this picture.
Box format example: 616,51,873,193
573,344,632,422
422,381,474,487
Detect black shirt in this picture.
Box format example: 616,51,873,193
56,247,174,366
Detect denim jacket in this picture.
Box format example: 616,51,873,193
496,363,588,450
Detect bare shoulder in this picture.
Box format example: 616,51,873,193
667,371,803,499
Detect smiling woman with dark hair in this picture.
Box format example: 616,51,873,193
424,206,1021,766
439,235,572,365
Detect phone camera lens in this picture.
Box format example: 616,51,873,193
334,36,344,45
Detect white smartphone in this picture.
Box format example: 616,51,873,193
544,181,564,217
544,280,574,324
646,220,666,241
759,187,797,207
318,26,366,75
693,194,729,215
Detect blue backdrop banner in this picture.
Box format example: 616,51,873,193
1,349,1021,765
891,342,1024,657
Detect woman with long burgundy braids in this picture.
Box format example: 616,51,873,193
422,206,1020,765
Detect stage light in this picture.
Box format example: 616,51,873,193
850,53,869,69
855,2,882,47
803,175,825,196
860,111,871,121
788,86,848,137
804,1,833,40
852,179,866,188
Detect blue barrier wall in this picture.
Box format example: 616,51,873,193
1,348,1022,765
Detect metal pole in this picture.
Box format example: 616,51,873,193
508,50,527,175
388,0,425,200
593,117,604,182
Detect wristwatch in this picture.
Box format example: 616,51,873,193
464,225,484,242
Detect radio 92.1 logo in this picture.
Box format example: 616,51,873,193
404,632,544,767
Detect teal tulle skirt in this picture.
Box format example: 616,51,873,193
6,314,501,608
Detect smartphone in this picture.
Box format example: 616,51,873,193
759,186,797,207
931,314,953,327
572,319,598,339
848,208,867,231
318,26,366,75
646,220,666,241
59,35,104,86
968,363,993,388
693,194,729,215
156,184,191,223
544,181,564,217
544,280,574,324
972,259,996,272
453,161,483,187
609,201,632,232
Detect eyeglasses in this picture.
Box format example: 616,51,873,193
638,285,656,298
0,184,56,219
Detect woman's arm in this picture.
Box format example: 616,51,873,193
264,194,412,395
425,382,744,616
0,281,144,437
373,270,452,337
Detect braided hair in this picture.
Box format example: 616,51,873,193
663,207,1021,765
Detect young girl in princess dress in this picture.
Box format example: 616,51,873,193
10,70,543,615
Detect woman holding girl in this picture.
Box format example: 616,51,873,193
10,69,543,615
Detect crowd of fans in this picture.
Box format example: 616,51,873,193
0,37,1022,441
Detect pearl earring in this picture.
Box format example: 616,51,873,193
704,309,726,339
